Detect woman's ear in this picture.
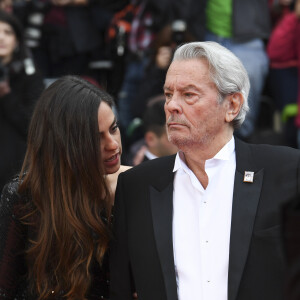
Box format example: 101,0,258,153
224,92,244,123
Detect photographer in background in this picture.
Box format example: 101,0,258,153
0,10,44,192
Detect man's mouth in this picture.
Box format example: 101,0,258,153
167,122,187,128
167,116,189,127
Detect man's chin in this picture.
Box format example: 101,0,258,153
168,135,188,148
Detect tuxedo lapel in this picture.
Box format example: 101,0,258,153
150,173,178,300
228,139,264,300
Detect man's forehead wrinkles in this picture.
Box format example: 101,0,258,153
164,82,199,91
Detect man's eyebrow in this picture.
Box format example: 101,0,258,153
163,84,200,91
182,85,199,91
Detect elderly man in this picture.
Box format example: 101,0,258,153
110,42,300,300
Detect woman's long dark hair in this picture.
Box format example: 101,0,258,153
18,75,114,299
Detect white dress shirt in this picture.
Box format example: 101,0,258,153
172,137,236,300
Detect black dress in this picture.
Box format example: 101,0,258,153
0,179,110,299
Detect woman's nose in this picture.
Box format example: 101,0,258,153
104,135,118,151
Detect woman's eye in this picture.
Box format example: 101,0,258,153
5,29,14,35
111,124,119,132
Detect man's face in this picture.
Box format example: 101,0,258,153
164,58,229,152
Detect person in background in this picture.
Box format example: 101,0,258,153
0,76,129,299
205,0,271,140
116,0,155,135
18,0,109,78
110,41,300,300
267,0,300,148
0,0,12,13
273,0,300,148
130,21,194,121
130,96,177,165
0,10,44,193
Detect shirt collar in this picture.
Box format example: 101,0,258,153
173,136,235,173
144,149,158,160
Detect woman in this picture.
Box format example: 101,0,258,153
0,10,44,192
0,75,129,299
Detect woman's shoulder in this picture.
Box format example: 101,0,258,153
109,165,131,180
106,165,132,200
0,178,26,219
119,165,132,173
1,178,19,203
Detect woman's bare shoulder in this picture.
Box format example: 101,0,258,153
106,165,132,200
107,165,131,182
119,165,132,173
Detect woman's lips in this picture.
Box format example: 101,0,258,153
104,153,120,167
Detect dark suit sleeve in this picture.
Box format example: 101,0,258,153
297,154,300,193
110,173,134,300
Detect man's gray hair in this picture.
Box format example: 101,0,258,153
173,41,250,128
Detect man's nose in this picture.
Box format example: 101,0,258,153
165,94,183,114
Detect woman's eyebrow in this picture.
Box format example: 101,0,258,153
110,116,117,128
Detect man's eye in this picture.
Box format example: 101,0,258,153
165,93,172,101
184,93,193,98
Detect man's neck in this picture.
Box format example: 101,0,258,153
181,133,234,188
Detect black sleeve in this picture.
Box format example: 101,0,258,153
0,180,27,299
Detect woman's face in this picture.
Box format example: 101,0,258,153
0,21,17,64
98,102,122,175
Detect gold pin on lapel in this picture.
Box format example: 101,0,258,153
244,171,254,183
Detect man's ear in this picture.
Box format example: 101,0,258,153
224,92,244,123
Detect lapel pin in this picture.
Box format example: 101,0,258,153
244,171,254,183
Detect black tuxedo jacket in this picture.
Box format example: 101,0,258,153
110,139,300,300
282,193,300,300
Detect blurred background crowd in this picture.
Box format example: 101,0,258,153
0,0,300,191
